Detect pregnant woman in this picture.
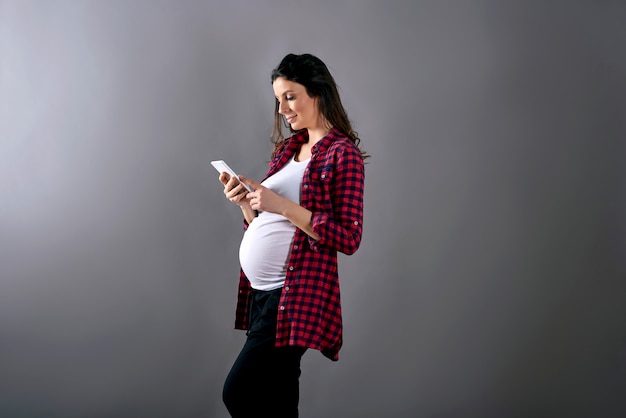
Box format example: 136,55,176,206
219,53,367,418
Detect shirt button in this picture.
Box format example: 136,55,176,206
321,174,325,179
279,306,285,310
303,184,308,189
293,245,298,249
354,221,359,225
285,286,290,291
288,266,294,271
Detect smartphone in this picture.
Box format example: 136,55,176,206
210,160,253,192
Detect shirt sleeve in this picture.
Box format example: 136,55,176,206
309,144,364,255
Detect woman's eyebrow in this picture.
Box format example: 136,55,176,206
276,90,295,97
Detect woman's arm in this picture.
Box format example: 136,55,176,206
237,175,320,239
280,200,320,241
238,143,364,253
239,176,319,240
307,144,364,255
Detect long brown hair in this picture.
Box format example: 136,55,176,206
270,53,369,159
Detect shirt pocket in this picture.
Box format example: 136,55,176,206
317,164,334,185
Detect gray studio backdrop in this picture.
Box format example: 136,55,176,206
1,1,625,417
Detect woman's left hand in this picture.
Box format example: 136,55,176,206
238,175,286,215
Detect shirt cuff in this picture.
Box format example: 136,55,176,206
309,211,329,250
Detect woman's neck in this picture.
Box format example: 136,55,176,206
306,124,332,145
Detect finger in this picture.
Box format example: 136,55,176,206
224,176,240,192
219,172,230,185
225,183,244,198
227,176,239,188
238,175,260,190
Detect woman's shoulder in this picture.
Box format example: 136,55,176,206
326,130,362,159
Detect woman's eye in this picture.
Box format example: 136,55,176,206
286,96,295,101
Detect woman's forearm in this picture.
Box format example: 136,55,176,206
281,199,320,241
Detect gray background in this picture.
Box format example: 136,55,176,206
1,1,625,417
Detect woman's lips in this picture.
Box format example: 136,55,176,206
286,115,296,124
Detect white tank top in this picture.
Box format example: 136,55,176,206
239,156,309,290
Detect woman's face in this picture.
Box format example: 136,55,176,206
273,77,321,132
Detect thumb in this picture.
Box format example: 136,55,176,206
238,175,261,190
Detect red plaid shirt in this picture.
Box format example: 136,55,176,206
233,127,364,361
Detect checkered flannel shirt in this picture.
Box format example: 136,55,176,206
233,127,365,361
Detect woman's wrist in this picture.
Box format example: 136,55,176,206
241,205,257,223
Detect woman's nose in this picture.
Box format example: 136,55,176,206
278,100,289,114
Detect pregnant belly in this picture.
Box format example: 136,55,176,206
239,215,296,286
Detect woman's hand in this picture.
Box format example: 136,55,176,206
238,175,287,215
220,172,251,208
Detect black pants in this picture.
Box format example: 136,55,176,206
223,288,307,418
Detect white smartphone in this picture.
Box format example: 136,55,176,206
210,160,253,192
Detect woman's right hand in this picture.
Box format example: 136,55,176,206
220,172,251,208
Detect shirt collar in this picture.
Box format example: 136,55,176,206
290,127,341,156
